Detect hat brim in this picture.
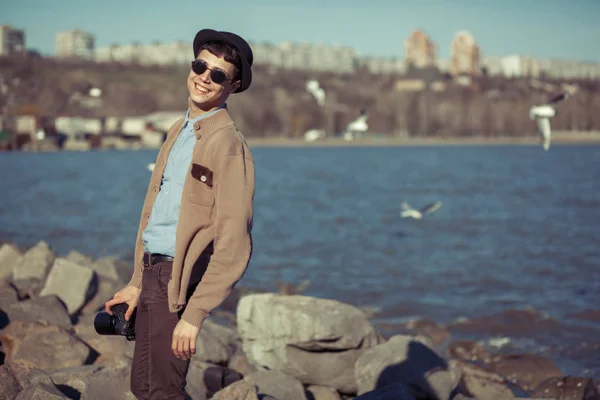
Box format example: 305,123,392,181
193,29,251,93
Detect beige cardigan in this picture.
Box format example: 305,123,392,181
128,107,255,327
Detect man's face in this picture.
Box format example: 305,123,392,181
187,49,239,115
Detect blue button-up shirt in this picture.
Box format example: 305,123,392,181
142,107,222,256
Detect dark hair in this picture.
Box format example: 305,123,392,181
197,41,241,81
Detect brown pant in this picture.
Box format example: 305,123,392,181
130,261,195,400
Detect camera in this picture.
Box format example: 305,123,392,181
94,303,137,341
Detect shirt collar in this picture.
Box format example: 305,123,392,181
183,104,226,128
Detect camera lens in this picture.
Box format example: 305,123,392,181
94,311,118,335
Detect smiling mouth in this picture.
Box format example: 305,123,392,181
195,83,210,94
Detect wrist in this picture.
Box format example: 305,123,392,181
181,307,209,328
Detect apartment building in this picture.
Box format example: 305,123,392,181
255,41,358,73
95,41,189,65
404,30,437,69
56,30,95,60
0,25,25,56
450,31,480,76
360,56,406,75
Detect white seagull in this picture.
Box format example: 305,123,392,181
528,91,572,151
344,109,369,141
306,79,326,107
401,201,442,219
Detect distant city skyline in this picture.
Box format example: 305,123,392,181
3,0,600,62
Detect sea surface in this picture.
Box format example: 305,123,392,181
1,144,599,378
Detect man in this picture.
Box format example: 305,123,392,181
105,29,255,400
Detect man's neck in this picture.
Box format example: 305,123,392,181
188,100,226,120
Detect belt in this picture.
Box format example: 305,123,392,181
143,252,174,266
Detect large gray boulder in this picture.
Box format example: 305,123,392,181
12,241,55,296
449,359,516,400
1,321,94,370
195,319,239,364
0,243,23,285
354,335,459,399
74,314,135,364
237,293,381,394
212,379,259,400
6,295,72,329
89,257,123,282
0,364,22,400
247,369,307,400
0,285,19,310
15,382,69,399
39,258,95,315
65,250,93,266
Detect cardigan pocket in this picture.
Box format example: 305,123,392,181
189,163,215,206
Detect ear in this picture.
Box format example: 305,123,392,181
230,80,241,93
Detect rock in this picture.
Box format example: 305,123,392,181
0,285,19,329
1,321,94,369
12,241,55,297
0,364,22,400
24,363,125,399
446,340,491,363
80,366,136,400
352,382,416,400
247,369,307,400
89,257,123,282
39,258,95,315
306,385,342,400
354,335,459,400
39,364,104,398
212,378,259,400
6,295,72,330
530,376,600,400
2,361,48,388
227,347,258,377
186,360,215,399
0,284,19,309
79,276,123,316
65,250,92,266
237,293,380,393
14,382,69,399
0,244,23,285
195,319,239,364
450,359,516,400
484,353,563,392
74,314,135,362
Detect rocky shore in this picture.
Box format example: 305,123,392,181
0,241,598,400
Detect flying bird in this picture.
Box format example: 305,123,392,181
529,89,574,151
401,201,442,219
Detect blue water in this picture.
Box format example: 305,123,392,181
1,145,599,377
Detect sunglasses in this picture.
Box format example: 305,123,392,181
190,60,232,85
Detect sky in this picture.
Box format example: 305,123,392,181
2,0,600,62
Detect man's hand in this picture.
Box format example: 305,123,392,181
172,319,200,359
105,285,142,321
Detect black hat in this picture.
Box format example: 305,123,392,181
193,29,253,93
